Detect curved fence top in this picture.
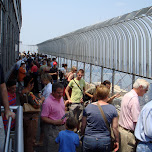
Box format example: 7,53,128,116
37,6,152,79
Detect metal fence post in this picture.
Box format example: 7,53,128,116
132,74,135,89
76,61,78,71
71,59,72,68
90,64,92,83
84,62,85,78
60,57,62,68
101,66,103,83
112,69,115,95
66,58,68,64
58,56,60,67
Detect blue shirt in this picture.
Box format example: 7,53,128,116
55,130,79,152
135,100,152,142
83,103,118,138
51,61,54,67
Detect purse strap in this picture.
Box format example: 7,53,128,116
25,93,29,104
73,79,83,93
97,102,111,132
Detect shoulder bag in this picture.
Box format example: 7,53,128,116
73,79,88,102
97,102,116,151
23,92,41,113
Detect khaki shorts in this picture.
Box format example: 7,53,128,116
118,126,136,152
69,103,84,121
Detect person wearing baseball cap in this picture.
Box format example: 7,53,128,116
53,62,57,66
49,62,58,83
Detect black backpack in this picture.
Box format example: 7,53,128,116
59,70,64,80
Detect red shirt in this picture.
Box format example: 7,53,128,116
8,92,16,106
31,65,38,73
3,92,16,130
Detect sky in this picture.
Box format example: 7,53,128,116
20,0,152,45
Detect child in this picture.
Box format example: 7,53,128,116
55,117,79,152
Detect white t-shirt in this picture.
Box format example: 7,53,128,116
42,82,52,99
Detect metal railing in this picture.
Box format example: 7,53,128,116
1,106,24,152
37,6,152,79
36,6,152,107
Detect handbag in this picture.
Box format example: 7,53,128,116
23,103,41,112
27,92,41,106
97,102,116,151
23,92,41,113
83,94,91,102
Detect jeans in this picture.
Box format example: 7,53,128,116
136,141,152,152
82,135,111,152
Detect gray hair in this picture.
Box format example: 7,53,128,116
41,73,52,82
133,79,149,89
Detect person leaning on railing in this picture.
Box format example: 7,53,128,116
0,64,15,123
0,64,16,152
2,80,17,130
102,80,121,104
84,80,121,104
19,75,42,152
81,84,119,152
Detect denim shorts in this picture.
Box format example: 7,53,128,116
82,135,111,152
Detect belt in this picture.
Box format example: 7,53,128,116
56,123,65,126
45,123,65,127
51,123,65,129
138,140,152,143
119,125,134,134
71,103,81,105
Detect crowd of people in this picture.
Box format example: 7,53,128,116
0,51,152,152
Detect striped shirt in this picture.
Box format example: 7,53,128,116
3,92,16,130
